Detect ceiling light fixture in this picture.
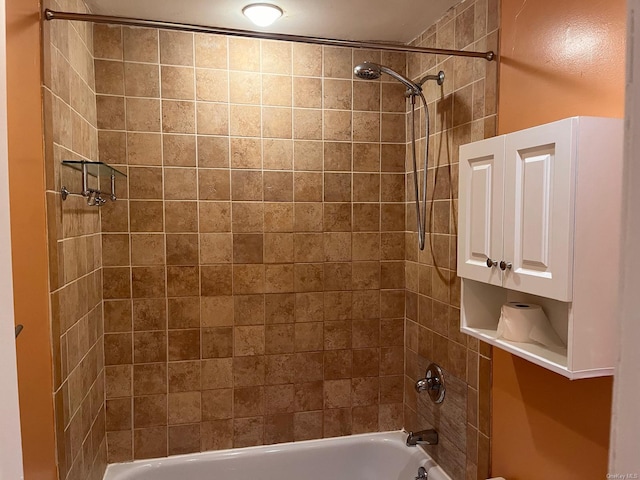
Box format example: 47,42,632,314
242,3,283,27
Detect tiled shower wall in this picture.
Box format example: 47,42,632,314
94,26,409,461
403,0,499,479
42,1,107,479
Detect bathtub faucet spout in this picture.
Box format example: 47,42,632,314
406,429,438,446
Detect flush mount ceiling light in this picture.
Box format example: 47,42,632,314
242,3,283,27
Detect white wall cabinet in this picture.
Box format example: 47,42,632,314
458,117,623,379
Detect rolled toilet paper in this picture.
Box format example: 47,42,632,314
497,302,565,348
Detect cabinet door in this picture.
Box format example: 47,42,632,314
458,136,505,286
503,118,575,301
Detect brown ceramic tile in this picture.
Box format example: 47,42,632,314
293,411,323,441
126,132,161,166
107,430,132,463
293,77,322,109
233,234,264,264
94,24,123,60
294,381,324,412
126,98,161,132
263,75,292,107
133,331,166,363
160,30,194,66
133,426,167,459
132,298,166,331
97,95,125,130
130,234,165,266
103,268,131,300
264,353,294,385
292,43,322,76
197,103,229,135
229,37,260,72
231,171,262,201
353,405,379,434
293,109,322,140
133,394,167,428
198,136,230,169
133,363,167,396
202,389,233,420
264,414,294,445
202,358,233,389
162,100,196,134
264,294,295,326
161,66,195,100
166,234,199,265
163,135,196,167
264,139,293,170
234,326,265,356
200,265,232,296
233,264,264,294
168,391,201,424
234,387,264,417
323,408,352,438
230,137,261,169
106,398,132,431
229,71,261,105
106,365,133,399
123,27,159,63
168,361,201,393
102,234,130,267
201,419,233,451
262,41,292,75
124,62,159,98
233,416,263,448
195,34,227,69
196,69,229,103
169,424,200,455
202,327,233,358
324,110,352,141
167,329,200,361
95,60,124,95
131,266,166,298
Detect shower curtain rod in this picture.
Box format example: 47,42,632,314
44,9,496,61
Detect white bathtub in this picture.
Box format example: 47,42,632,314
104,431,452,480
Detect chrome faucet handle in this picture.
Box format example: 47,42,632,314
414,364,446,404
415,466,428,480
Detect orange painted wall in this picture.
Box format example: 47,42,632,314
494,0,626,478
6,0,58,478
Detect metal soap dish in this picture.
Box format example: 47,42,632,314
61,160,126,207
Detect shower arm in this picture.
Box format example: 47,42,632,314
418,71,446,87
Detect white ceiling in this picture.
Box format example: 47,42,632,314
83,0,463,44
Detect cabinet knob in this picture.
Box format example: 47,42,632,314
500,261,513,271
486,258,498,268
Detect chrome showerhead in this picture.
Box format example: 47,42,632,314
354,62,382,80
354,61,421,94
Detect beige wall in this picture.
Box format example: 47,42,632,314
42,1,107,479
493,0,626,478
95,25,408,460
403,0,499,478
